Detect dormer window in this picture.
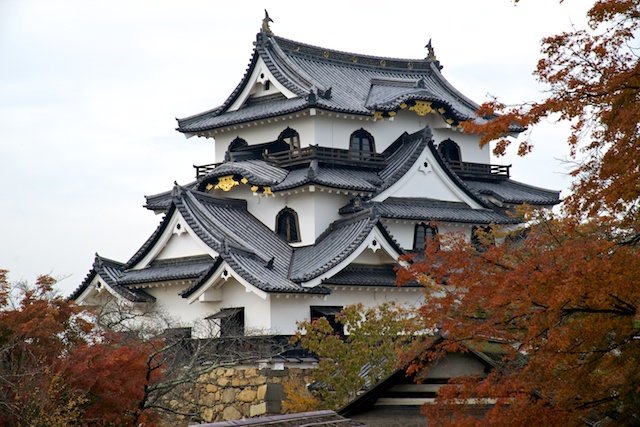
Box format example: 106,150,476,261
439,139,461,162
350,129,375,153
413,223,438,252
278,128,300,151
229,137,248,152
276,207,300,243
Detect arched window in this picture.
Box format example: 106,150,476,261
276,207,300,243
471,226,494,252
350,129,375,153
413,223,438,252
228,137,248,152
278,127,300,151
439,139,461,162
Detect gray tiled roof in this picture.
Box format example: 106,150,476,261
289,211,398,283
199,160,289,187
376,128,431,194
199,410,365,427
176,33,485,133
463,178,561,205
273,165,383,192
118,256,217,285
69,255,155,303
322,263,420,287
375,197,520,224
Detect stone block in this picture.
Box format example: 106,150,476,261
218,377,229,387
224,368,235,377
205,384,218,393
222,388,236,403
250,376,267,386
222,406,242,421
202,407,214,422
244,368,258,378
257,384,267,400
231,377,244,387
250,402,267,417
237,388,256,402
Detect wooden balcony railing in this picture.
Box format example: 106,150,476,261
194,162,222,179
445,160,510,179
264,145,386,170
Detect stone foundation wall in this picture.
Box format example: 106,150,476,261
195,363,315,423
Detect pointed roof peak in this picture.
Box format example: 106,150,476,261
261,9,274,36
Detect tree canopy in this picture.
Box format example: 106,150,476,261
401,1,640,425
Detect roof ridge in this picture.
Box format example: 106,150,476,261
271,34,440,71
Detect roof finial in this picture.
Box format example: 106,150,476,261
425,38,437,61
261,9,274,35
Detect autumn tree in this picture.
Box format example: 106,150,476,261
290,303,415,410
0,270,160,426
400,1,640,425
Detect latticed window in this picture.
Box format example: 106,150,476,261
276,207,300,242
413,223,438,252
278,127,300,150
439,139,461,162
349,129,375,152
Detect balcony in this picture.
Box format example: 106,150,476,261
445,159,510,179
194,162,222,179
264,145,386,170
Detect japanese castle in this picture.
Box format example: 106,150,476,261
71,17,559,337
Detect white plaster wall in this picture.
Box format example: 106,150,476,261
244,187,348,246
217,279,272,333
269,287,423,335
380,150,466,202
148,283,217,326
212,115,316,162
432,129,490,164
207,106,494,166
155,232,208,260
352,248,397,265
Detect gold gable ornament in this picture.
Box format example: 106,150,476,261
214,175,239,192
410,100,433,116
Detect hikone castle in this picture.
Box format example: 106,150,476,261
71,15,559,341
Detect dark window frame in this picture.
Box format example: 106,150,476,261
349,128,376,153
229,137,248,152
276,207,301,243
278,127,301,151
439,139,461,162
310,306,344,336
413,222,438,252
207,307,245,337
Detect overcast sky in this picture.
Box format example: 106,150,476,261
0,0,591,296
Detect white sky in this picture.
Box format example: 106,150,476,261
0,0,591,296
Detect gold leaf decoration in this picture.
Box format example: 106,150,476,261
409,100,433,116
214,175,239,192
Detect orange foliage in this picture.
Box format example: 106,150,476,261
0,270,160,426
402,1,640,424
282,377,321,413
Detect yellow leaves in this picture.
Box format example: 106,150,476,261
282,378,321,413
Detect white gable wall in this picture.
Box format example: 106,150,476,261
147,283,215,327
155,232,208,260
